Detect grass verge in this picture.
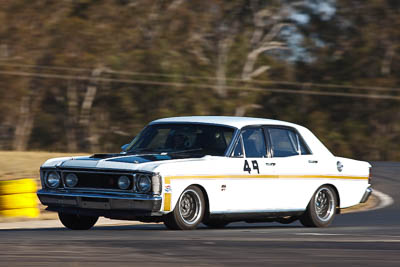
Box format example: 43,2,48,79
0,151,87,181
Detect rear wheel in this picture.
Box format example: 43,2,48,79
58,212,98,230
164,186,205,230
300,185,337,227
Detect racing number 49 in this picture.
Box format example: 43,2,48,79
243,160,259,174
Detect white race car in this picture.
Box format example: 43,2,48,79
37,116,372,230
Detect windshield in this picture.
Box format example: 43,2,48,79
126,123,236,157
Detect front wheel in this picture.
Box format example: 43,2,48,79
300,185,337,227
164,186,205,230
58,212,98,230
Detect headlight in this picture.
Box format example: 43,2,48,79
46,171,60,188
118,175,131,190
65,173,78,187
137,174,151,193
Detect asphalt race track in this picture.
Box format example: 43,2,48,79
1,162,399,266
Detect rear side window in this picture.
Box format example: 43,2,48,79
299,138,310,155
242,128,267,158
268,128,310,157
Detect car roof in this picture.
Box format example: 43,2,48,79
150,116,300,129
150,116,334,157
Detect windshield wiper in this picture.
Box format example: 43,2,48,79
165,148,204,155
127,147,204,155
127,148,158,154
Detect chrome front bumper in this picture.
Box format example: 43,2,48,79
360,187,373,203
37,189,162,214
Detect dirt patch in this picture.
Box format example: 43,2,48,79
340,193,378,214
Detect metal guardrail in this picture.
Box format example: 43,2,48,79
0,179,39,218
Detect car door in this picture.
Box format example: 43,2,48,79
223,126,279,212
264,126,320,210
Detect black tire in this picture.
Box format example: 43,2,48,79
58,212,99,230
164,186,205,230
300,185,337,227
203,219,229,229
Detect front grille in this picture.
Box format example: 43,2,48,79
62,171,134,191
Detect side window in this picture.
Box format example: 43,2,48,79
231,137,244,158
299,137,311,155
242,128,267,158
269,128,310,157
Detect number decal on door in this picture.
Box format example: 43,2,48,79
252,160,260,174
243,160,259,174
243,160,251,173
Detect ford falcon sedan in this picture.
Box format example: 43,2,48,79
37,116,372,230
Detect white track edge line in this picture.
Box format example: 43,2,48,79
371,189,394,211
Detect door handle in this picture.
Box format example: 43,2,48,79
308,160,318,164
265,163,276,166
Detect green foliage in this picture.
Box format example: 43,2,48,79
0,0,399,160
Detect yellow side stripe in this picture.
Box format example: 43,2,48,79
164,193,172,211
164,175,368,184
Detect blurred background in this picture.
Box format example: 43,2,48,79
0,0,399,161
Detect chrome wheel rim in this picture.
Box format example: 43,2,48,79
178,189,202,225
314,188,335,222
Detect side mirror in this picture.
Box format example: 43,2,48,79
121,144,129,152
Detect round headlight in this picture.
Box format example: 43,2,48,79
118,175,131,190
46,171,60,188
65,173,78,187
137,174,151,193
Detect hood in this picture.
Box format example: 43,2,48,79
41,153,205,172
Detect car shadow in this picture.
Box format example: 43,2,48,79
0,222,305,232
